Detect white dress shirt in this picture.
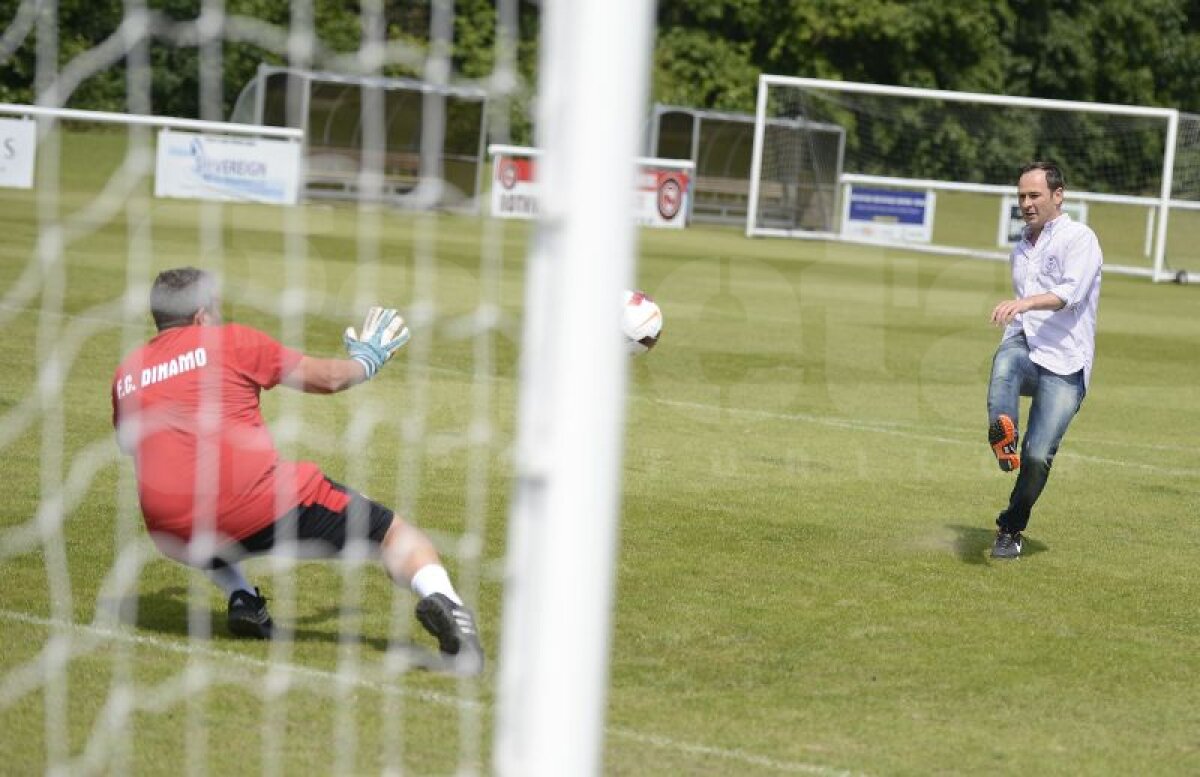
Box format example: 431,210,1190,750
1003,213,1103,388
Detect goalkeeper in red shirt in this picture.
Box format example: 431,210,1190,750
111,267,482,674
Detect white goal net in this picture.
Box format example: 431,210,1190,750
0,1,648,775
749,75,1200,282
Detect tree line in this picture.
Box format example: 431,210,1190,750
1,0,1199,190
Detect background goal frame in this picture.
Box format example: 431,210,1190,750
746,74,1195,282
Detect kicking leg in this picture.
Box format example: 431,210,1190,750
997,366,1085,535
987,334,1039,471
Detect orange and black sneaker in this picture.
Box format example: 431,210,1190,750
988,415,1020,472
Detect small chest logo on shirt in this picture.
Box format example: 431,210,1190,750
115,347,208,398
1042,255,1060,276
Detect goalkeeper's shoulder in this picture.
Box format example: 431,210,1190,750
224,321,278,339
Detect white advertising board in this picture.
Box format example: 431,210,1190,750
490,149,539,219
840,186,936,244
0,118,36,189
155,129,301,205
488,145,691,228
633,161,690,229
997,196,1089,246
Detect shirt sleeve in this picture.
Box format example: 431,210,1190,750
1047,228,1102,310
227,323,305,389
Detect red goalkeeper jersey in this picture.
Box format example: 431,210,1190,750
111,323,332,544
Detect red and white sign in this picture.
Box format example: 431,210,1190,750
490,149,540,218
634,164,690,229
487,144,692,229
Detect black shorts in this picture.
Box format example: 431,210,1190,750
207,479,394,568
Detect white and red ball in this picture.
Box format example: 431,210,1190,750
622,290,662,355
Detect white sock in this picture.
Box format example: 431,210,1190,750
205,563,254,597
409,564,463,605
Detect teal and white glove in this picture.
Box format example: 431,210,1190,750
344,307,411,379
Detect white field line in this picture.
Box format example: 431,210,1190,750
0,608,474,711
0,608,861,776
655,399,1200,479
608,728,858,776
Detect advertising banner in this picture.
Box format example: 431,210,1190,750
997,196,1089,246
0,118,37,189
841,186,936,244
488,145,692,228
490,151,540,219
155,129,301,205
633,164,690,229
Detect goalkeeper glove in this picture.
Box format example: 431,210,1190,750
344,306,411,379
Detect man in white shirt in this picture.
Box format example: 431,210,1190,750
986,161,1102,559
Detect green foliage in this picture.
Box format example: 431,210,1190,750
653,28,759,113
0,0,537,129
4,0,1200,136
657,0,1200,113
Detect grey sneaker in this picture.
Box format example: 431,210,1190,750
227,588,273,639
991,530,1023,559
415,593,484,675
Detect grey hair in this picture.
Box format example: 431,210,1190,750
150,267,219,331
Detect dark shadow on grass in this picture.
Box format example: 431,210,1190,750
117,585,424,656
947,524,1048,564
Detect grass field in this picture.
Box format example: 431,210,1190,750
2,133,1200,775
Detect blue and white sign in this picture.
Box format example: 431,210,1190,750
841,186,936,244
0,117,37,189
997,196,1088,246
155,129,301,205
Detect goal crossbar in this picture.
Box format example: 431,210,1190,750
0,102,303,139
758,75,1177,120
749,75,1182,282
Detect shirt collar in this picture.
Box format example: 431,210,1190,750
1023,211,1072,244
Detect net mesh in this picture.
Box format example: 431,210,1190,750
752,81,1200,273
0,1,520,773
761,85,1171,194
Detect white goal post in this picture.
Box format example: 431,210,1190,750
494,1,653,775
747,75,1200,282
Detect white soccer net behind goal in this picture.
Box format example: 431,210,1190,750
749,75,1200,282
0,0,644,774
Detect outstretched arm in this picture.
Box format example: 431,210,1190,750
280,356,368,394
280,307,411,394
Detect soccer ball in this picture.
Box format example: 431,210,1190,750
622,289,662,355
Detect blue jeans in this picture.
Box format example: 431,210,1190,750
987,333,1085,533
